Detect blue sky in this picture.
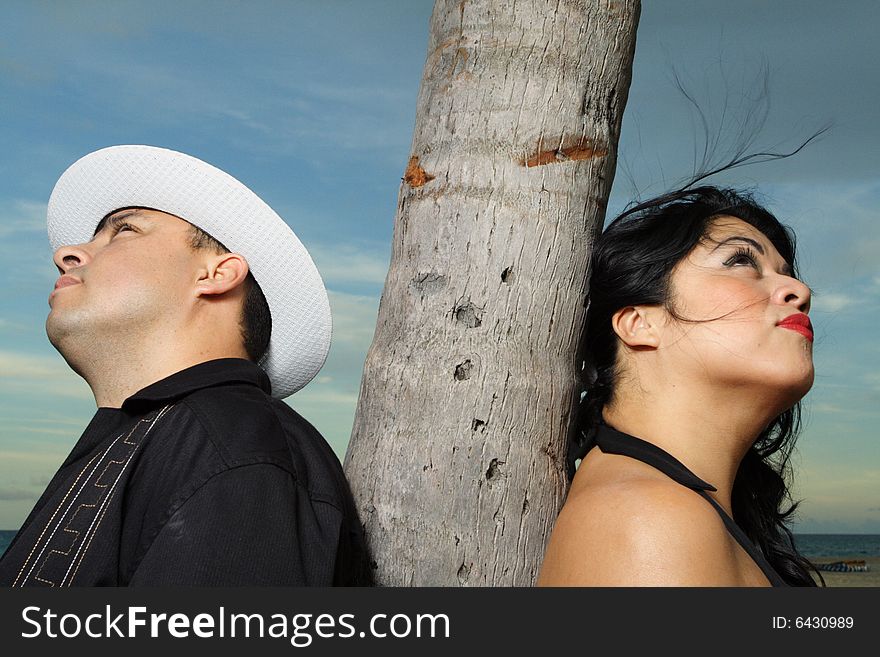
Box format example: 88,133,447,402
1,0,877,533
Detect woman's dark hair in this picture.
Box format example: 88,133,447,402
568,185,822,586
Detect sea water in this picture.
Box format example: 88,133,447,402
2,530,880,563
793,534,880,559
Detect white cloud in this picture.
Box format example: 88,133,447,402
310,242,390,288
0,199,47,237
0,350,92,400
3,425,82,437
765,181,880,286
284,289,381,457
791,460,880,532
862,371,880,390
811,293,855,313
326,291,380,349
291,387,360,408
68,55,412,159
0,450,68,464
0,487,39,501
0,350,70,379
809,402,847,415
296,81,413,108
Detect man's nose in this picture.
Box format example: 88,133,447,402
53,243,91,274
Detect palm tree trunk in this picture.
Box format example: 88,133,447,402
344,0,640,586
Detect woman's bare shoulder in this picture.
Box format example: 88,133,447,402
538,472,739,586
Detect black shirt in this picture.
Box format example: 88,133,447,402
0,358,370,586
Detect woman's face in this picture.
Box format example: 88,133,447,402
660,215,814,404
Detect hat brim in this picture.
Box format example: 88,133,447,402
47,145,331,399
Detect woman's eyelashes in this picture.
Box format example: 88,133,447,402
723,247,760,270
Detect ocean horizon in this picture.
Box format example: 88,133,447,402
2,530,880,563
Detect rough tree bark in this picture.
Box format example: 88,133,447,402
344,0,640,586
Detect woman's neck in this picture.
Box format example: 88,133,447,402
601,386,779,515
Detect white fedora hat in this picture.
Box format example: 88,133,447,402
46,144,331,399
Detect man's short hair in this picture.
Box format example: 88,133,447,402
186,224,272,363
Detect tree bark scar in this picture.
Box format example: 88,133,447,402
453,300,483,328
449,47,470,78
454,359,473,381
403,155,436,187
410,272,448,295
519,136,609,167
485,458,505,488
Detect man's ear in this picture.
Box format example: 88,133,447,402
195,253,249,298
610,306,661,349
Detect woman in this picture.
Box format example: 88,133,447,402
538,186,820,586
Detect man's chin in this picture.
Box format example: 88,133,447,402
45,312,82,354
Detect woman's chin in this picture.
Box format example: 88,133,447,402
760,367,815,409
791,362,815,396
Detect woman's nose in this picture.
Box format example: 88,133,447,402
774,275,811,314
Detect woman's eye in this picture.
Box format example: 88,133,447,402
724,248,758,268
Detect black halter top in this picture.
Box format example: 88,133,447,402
591,424,788,587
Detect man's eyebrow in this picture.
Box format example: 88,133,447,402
710,235,766,255
92,209,143,237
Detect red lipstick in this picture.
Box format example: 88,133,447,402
777,313,813,342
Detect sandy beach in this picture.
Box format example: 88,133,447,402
809,556,880,587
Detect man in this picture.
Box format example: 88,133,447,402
0,145,370,586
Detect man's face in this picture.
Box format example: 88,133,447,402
47,208,204,358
